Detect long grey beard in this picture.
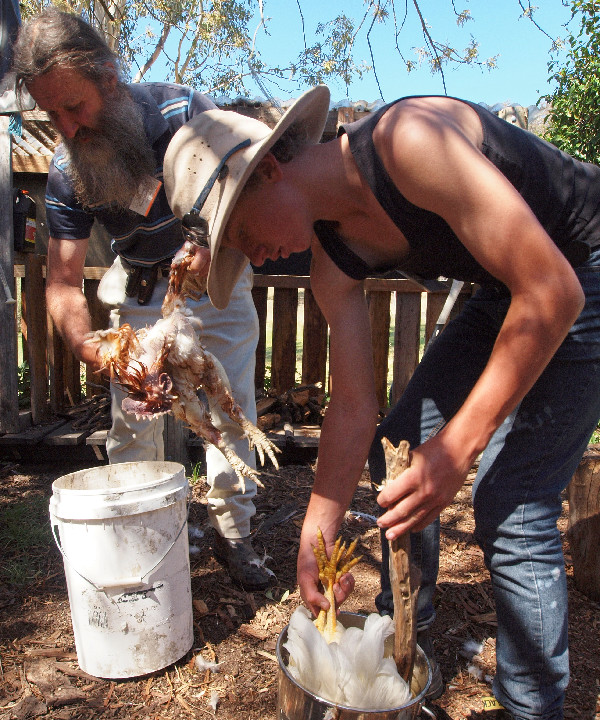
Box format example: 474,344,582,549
63,85,155,210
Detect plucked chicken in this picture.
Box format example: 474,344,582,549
87,241,279,490
283,529,411,710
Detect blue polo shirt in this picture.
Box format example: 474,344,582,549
45,82,215,266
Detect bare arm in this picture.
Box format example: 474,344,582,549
375,98,585,537
46,236,102,368
297,242,380,615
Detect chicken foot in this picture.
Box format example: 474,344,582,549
313,528,361,643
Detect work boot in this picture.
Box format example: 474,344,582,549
417,629,445,700
212,532,272,590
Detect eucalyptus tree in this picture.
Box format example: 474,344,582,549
17,1,550,97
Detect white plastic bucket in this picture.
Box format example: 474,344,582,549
49,461,193,679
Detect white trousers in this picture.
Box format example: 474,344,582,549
97,257,259,538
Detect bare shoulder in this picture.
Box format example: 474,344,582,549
371,97,487,210
374,96,484,157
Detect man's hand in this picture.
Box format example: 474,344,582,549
376,431,472,538
188,245,211,276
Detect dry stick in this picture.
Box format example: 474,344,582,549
381,437,421,686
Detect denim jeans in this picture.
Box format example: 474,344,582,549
369,247,600,720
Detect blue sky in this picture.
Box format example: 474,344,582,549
248,0,574,108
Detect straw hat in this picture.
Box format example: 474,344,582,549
163,85,331,309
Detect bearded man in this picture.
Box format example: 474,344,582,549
13,7,272,590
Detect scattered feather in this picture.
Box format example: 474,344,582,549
195,654,222,673
468,662,485,680
188,525,205,540
461,638,484,659
209,691,220,711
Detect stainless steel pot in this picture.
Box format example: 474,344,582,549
276,612,436,720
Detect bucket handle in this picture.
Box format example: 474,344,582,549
420,704,437,719
50,512,189,592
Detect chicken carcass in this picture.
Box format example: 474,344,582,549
283,529,411,709
88,242,279,490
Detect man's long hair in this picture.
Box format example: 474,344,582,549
12,8,156,209
12,7,120,92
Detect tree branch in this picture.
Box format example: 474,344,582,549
133,23,170,82
411,0,448,93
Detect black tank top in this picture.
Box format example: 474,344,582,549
314,97,600,285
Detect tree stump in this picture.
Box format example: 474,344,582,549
567,447,600,601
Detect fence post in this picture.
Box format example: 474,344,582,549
302,288,327,387
252,286,268,391
0,115,19,432
47,315,65,412
23,253,50,422
271,287,298,394
367,290,392,410
391,292,421,405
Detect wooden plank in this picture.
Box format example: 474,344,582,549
79,268,454,295
0,116,19,433
337,106,355,128
23,253,50,422
86,428,108,445
82,267,108,280
271,287,298,394
267,424,321,449
251,273,442,293
391,292,421,405
0,419,67,445
252,286,268,391
86,429,108,461
43,422,89,445
301,288,328,387
11,154,51,174
367,290,392,409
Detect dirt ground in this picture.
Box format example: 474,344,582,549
0,445,599,720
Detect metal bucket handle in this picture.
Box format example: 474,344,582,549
50,508,189,592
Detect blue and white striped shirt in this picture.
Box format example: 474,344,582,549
45,82,215,266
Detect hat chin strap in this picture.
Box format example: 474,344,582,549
189,137,252,216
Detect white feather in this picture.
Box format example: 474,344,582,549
283,608,411,710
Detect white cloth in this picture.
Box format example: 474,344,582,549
98,257,259,538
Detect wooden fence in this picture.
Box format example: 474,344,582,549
2,256,471,459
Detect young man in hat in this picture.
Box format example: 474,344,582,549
163,85,600,719
13,8,272,590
